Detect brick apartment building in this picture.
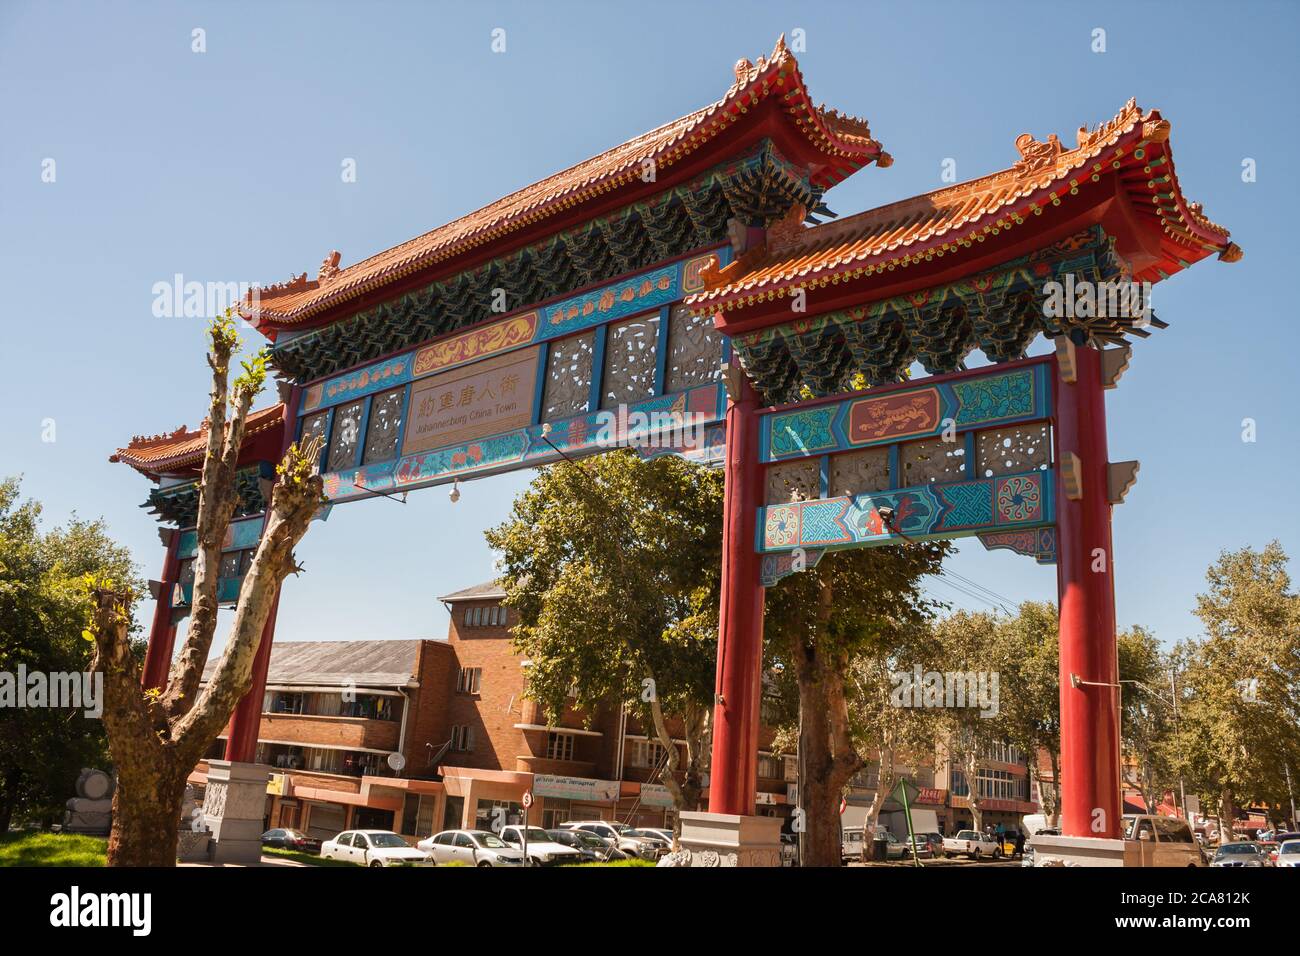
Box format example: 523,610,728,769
193,580,796,844
193,579,1040,843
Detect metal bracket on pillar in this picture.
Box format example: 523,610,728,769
1055,337,1078,383
721,361,745,402
1100,345,1132,390
1107,460,1140,504
1060,452,1084,500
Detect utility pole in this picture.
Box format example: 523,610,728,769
1171,666,1188,822
1285,763,1298,830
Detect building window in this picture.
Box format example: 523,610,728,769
457,667,482,695
757,754,779,780
463,605,506,628
541,800,570,829
451,725,475,752
783,756,798,782
546,732,575,761
629,739,667,769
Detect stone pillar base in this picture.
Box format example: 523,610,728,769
1029,833,1129,867
659,811,783,867
203,760,270,866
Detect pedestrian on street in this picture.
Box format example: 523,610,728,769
1014,829,1025,859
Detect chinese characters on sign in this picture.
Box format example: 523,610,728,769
402,349,538,455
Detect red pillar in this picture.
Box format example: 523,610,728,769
707,373,766,815
1053,339,1122,839
223,589,281,762
224,390,300,764
141,530,182,691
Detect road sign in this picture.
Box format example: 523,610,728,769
522,791,533,808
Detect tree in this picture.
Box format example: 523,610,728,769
1169,542,1300,841
84,314,324,866
763,541,947,866
847,641,938,841
925,609,1008,834
993,601,1061,826
1116,625,1177,814
0,479,143,832
485,450,722,836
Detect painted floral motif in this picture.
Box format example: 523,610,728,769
764,505,801,548
996,474,1043,522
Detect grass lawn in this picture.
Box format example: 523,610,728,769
263,847,357,867
573,858,656,867
0,831,107,867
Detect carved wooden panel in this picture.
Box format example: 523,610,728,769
766,459,821,505
828,448,890,499
976,423,1051,477
542,331,595,421
300,410,329,450
600,313,660,409
362,387,405,464
327,400,365,472
900,438,966,485
665,304,722,393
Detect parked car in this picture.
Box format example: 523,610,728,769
625,828,672,855
260,828,321,854
1256,841,1280,866
906,832,943,858
546,827,628,862
637,827,676,847
1210,842,1265,867
320,830,431,867
1275,839,1300,868
841,826,906,861
559,820,664,860
943,829,1001,860
1021,827,1060,867
497,825,584,866
1122,815,1203,867
417,829,525,867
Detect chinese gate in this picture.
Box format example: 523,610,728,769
114,38,1239,859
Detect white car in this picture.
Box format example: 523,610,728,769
942,829,1001,860
497,825,584,866
320,830,432,867
560,820,666,860
418,829,525,867
1275,839,1300,867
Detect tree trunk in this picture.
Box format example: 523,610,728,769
0,768,20,834
107,771,187,867
1046,749,1060,827
1219,788,1235,843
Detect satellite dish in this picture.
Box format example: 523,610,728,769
387,752,406,772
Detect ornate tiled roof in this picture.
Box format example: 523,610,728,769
686,100,1237,313
241,35,886,329
110,404,285,477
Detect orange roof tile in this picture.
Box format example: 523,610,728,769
110,404,285,476
241,35,885,329
686,99,1236,312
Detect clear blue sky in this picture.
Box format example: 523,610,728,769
2,1,1295,653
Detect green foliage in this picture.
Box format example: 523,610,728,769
233,348,270,400
486,451,723,728
0,831,107,867
1171,542,1300,825
0,477,143,830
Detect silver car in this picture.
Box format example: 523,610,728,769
1210,842,1264,867
417,829,525,867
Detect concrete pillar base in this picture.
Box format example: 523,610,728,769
658,811,783,867
1029,833,1128,866
203,760,270,866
